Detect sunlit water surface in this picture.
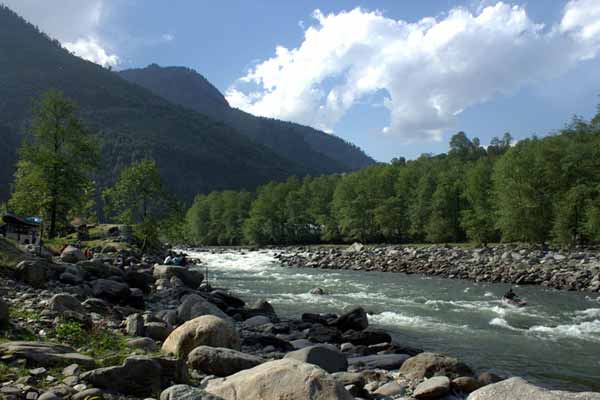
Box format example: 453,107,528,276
187,249,600,391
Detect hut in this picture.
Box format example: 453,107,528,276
0,212,42,245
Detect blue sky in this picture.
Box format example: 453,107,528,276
6,0,600,162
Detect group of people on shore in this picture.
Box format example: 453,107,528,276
163,250,189,266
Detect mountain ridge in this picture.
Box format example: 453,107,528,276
118,65,376,172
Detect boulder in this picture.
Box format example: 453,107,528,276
413,376,451,398
284,344,348,373
243,315,271,327
91,279,131,302
187,346,263,376
48,293,85,315
453,376,481,393
374,381,406,397
127,337,158,352
177,294,230,323
15,259,53,288
145,322,172,341
477,371,504,386
125,313,145,336
60,245,85,263
211,290,245,308
205,358,353,400
308,324,341,343
161,385,220,400
348,354,410,370
333,307,368,332
242,334,294,352
0,341,95,368
399,352,473,380
467,377,600,400
161,315,240,360
341,328,390,346
153,265,203,288
80,356,164,397
78,259,124,279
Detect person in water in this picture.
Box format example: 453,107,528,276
504,287,517,300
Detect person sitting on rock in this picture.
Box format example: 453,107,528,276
504,287,517,300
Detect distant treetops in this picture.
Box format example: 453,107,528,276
186,107,600,247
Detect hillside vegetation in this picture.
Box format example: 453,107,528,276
118,65,375,173
0,5,325,203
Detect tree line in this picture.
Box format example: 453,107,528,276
186,109,600,247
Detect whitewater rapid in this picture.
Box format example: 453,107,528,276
186,249,600,391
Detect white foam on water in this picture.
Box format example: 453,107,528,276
489,317,523,331
484,291,494,297
369,311,470,333
528,319,600,343
574,308,600,321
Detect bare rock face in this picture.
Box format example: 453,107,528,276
467,377,600,400
205,358,354,400
161,315,240,360
0,297,9,326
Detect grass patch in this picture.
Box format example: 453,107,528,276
53,320,131,367
0,237,25,271
9,307,42,322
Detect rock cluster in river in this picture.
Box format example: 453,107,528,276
275,244,600,292
1,241,599,399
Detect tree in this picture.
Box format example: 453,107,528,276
461,158,497,245
8,90,99,237
103,159,168,252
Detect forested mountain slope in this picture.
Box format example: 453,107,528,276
118,65,375,172
0,5,311,203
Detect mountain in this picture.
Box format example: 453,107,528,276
0,5,330,204
118,65,376,172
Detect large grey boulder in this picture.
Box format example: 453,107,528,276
161,385,220,400
187,346,263,376
80,356,167,397
399,352,473,379
15,259,53,288
153,265,203,288
78,259,124,279
413,376,451,398
92,279,131,301
177,294,229,323
48,293,85,314
161,315,240,360
125,313,145,336
467,377,600,400
0,341,95,368
333,307,368,332
206,358,353,400
348,354,410,370
60,245,85,263
284,344,348,373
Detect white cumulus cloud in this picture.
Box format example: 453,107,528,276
2,0,119,67
63,37,119,68
226,1,600,141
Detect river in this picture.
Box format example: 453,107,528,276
187,249,600,392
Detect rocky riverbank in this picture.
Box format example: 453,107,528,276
1,238,599,399
275,243,600,292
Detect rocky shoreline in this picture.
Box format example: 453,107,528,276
274,243,600,293
1,237,599,399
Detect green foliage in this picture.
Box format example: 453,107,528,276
53,320,129,365
7,90,99,237
184,108,600,247
103,159,166,224
461,158,498,245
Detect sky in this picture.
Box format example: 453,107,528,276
4,0,600,162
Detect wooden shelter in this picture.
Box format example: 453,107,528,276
0,212,42,245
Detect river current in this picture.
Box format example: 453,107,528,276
187,249,600,392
